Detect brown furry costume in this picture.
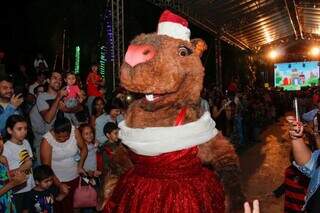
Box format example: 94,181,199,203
102,11,245,213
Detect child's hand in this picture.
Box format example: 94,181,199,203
78,90,86,103
10,171,27,187
94,141,99,149
0,155,8,165
59,183,70,195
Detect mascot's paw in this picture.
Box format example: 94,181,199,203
198,132,245,211
97,174,119,211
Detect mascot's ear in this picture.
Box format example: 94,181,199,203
191,39,207,57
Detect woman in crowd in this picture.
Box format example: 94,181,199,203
40,117,88,212
95,99,124,145
211,95,231,135
89,97,105,128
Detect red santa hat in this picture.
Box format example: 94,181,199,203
157,10,190,41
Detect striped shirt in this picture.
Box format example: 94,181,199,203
283,165,309,212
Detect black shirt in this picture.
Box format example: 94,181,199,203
25,187,58,213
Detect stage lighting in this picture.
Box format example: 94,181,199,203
269,49,278,59
310,47,320,56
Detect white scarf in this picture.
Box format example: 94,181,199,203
119,111,218,156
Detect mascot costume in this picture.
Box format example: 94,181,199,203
102,10,244,213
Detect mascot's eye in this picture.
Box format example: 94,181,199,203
178,46,192,57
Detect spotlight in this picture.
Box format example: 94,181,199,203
310,47,320,56
269,49,278,59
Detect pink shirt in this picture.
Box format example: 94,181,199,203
66,85,80,98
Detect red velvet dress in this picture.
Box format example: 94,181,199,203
104,147,225,213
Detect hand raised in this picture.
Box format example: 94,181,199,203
10,94,23,108
289,121,304,139
244,200,260,213
57,89,68,100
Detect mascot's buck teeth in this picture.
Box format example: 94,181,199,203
145,94,159,101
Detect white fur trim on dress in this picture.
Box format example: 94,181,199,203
157,22,191,41
119,111,218,156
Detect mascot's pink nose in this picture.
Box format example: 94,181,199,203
124,44,156,67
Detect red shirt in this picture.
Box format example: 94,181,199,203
86,71,102,97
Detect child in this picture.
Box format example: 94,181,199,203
96,123,132,211
78,124,101,212
64,72,81,109
25,165,66,213
0,136,27,213
3,115,35,212
97,122,132,176
64,72,82,126
79,124,101,179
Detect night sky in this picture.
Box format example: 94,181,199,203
0,0,254,87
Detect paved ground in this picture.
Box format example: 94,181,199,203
240,115,293,213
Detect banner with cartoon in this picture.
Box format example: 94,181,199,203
274,61,319,90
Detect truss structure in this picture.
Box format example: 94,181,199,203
144,0,251,51
106,0,124,91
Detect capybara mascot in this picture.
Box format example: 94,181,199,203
103,10,245,213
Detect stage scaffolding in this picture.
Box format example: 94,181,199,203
104,0,124,97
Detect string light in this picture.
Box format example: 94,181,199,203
105,9,114,62
100,46,106,79
74,46,80,74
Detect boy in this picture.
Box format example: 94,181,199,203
96,123,132,211
97,122,132,175
25,165,67,213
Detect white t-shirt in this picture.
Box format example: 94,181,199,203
3,140,35,194
43,126,79,182
83,143,97,171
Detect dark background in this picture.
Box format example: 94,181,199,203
0,0,262,88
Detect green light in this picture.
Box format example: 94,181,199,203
75,46,80,74
100,46,106,79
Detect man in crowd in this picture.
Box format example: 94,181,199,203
0,77,23,135
30,71,83,163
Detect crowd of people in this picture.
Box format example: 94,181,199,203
1,49,320,213
201,82,291,149
0,51,132,212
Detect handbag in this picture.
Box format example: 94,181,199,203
73,178,97,208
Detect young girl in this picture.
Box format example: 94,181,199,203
0,135,27,213
64,72,82,126
79,124,101,178
3,115,35,212
64,72,81,109
78,124,100,213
